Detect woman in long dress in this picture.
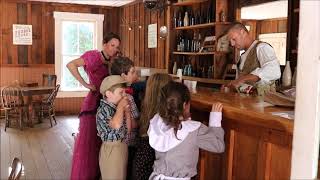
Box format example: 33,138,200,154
67,32,121,180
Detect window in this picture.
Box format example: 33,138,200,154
259,33,287,65
54,12,104,97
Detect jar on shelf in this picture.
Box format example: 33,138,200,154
219,11,226,22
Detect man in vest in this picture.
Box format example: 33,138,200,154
224,22,281,95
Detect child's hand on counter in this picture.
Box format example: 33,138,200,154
211,102,223,112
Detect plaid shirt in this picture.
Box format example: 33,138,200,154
125,94,139,146
96,100,127,142
96,94,139,143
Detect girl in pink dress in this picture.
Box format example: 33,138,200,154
67,32,121,180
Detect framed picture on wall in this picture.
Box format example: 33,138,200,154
12,24,32,45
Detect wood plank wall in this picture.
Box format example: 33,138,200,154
119,2,167,69
242,18,287,39
1,0,120,65
0,66,84,114
257,18,287,35
0,0,120,114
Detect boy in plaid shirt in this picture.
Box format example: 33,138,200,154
97,75,137,179
111,56,140,179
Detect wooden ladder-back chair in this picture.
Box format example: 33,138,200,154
1,86,28,131
42,74,57,87
8,157,23,180
0,94,10,122
33,84,60,127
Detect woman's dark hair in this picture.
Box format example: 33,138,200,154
111,56,134,75
158,81,191,138
103,32,121,44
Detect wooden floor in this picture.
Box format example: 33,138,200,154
0,116,79,180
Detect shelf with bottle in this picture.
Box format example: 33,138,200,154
175,22,231,30
175,31,228,55
169,0,233,86
173,51,228,55
173,0,208,6
173,2,215,29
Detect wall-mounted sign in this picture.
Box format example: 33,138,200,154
148,23,157,48
13,24,32,45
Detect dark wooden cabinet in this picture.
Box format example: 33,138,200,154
167,0,236,85
286,0,299,69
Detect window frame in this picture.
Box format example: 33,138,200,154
54,11,104,97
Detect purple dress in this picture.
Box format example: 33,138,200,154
71,50,108,180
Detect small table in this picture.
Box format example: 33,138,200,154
21,86,55,126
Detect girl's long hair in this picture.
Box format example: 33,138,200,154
139,73,172,136
158,81,191,138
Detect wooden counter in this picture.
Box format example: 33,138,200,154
190,88,294,180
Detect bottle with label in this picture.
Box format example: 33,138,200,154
184,11,189,27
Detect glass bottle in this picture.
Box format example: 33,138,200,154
282,61,292,87
178,11,183,27
220,11,226,22
172,61,177,75
291,67,297,86
187,64,192,76
192,32,197,52
173,11,177,28
207,66,212,78
184,11,189,27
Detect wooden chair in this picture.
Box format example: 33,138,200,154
8,157,23,180
32,84,60,127
1,86,28,131
42,74,57,87
0,95,9,120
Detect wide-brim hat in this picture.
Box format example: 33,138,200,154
100,75,126,95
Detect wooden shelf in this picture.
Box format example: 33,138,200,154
169,74,179,78
175,22,231,30
294,8,299,13
173,51,228,55
169,74,230,85
172,0,208,6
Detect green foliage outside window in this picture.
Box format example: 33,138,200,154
62,21,94,91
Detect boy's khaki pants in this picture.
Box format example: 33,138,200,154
99,141,128,180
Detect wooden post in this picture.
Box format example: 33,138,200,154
290,1,320,179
